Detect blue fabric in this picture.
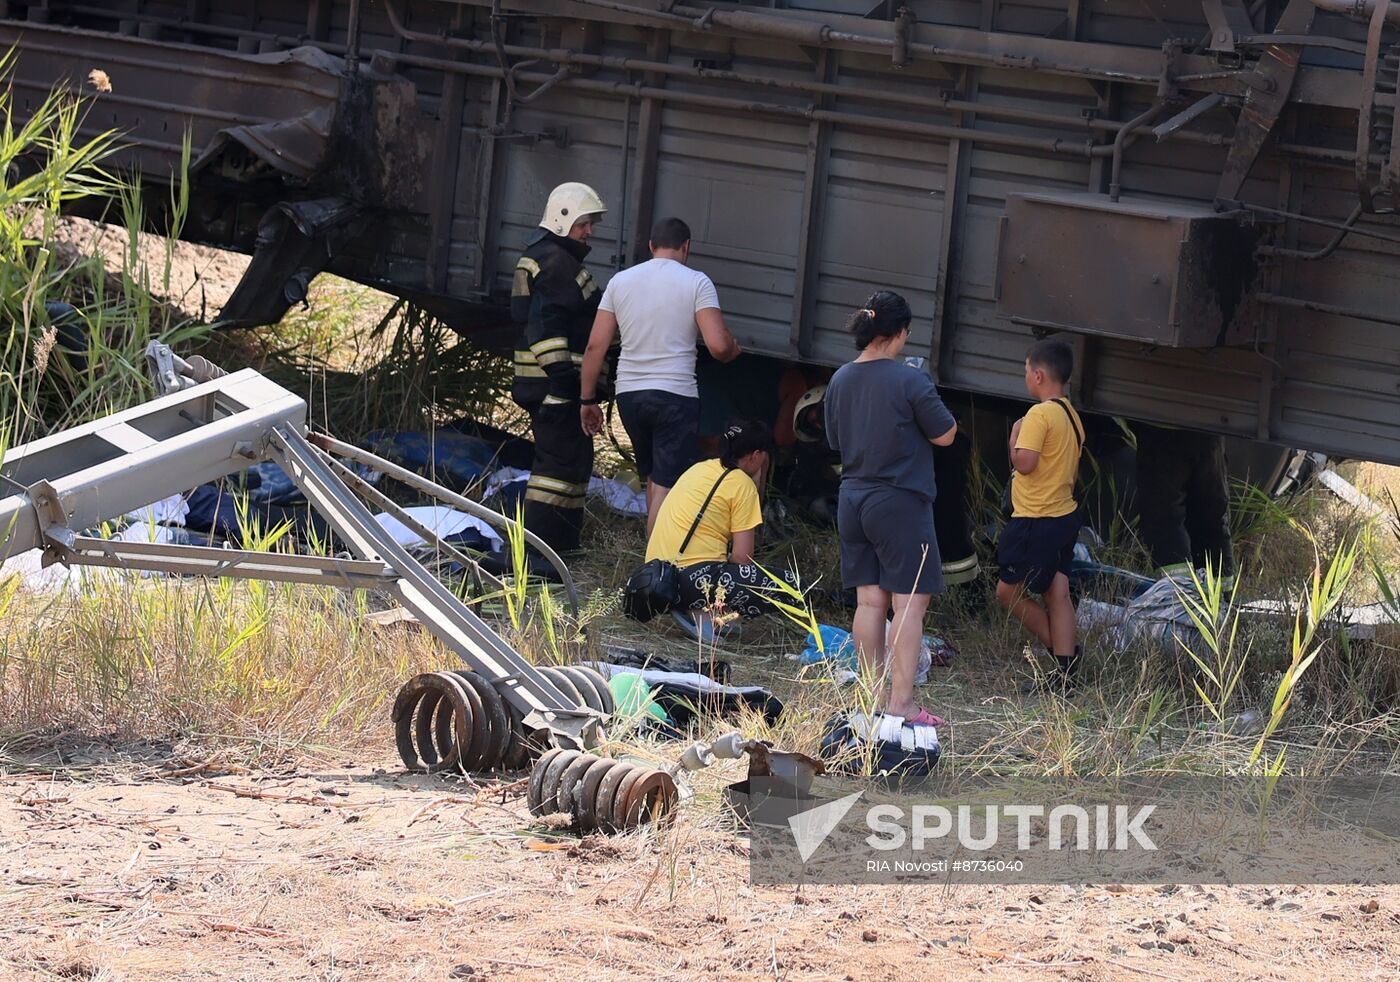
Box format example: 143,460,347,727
244,462,303,505
798,625,859,669
363,431,500,489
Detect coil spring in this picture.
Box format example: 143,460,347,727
392,665,614,774
527,750,678,833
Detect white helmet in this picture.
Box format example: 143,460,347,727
539,182,607,236
793,384,828,443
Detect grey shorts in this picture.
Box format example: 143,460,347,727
837,486,943,595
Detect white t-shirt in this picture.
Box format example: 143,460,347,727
598,257,720,398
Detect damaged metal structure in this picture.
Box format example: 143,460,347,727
0,346,675,827
3,1,1400,462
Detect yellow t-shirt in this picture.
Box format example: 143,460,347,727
645,458,763,568
1010,398,1083,519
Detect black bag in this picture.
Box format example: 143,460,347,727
622,468,735,622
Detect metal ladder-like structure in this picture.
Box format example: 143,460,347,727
3,346,612,755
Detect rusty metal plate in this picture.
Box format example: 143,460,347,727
995,192,1260,348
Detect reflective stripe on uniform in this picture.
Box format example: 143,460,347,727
526,471,588,510
513,349,547,378
542,394,572,406
512,257,540,300
531,336,572,367
525,487,587,509
1157,562,1194,578
528,474,587,496
576,268,598,300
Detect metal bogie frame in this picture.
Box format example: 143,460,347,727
0,352,600,752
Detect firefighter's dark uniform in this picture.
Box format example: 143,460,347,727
510,229,601,553
1133,422,1235,580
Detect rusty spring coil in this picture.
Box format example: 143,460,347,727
392,665,614,774
528,749,678,833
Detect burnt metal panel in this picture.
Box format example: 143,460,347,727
996,192,1261,348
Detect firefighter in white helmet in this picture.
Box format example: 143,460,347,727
509,182,607,552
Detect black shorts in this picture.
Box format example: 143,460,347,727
617,389,700,487
837,486,943,595
997,512,1081,594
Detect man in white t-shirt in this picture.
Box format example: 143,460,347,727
580,217,741,534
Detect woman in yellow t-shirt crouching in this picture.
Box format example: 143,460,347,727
645,420,800,628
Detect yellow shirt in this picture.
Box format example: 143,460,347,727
1010,398,1083,519
645,458,763,568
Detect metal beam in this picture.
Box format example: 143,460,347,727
50,536,398,591
626,30,670,266
473,55,505,295
270,426,595,746
788,48,835,361
429,68,468,292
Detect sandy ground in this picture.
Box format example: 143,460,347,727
52,216,249,322
2,739,1397,982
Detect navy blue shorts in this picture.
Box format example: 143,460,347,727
617,389,700,487
837,486,943,595
997,512,1081,594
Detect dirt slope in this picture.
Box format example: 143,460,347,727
2,744,1396,982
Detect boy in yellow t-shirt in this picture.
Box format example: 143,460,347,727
996,339,1085,693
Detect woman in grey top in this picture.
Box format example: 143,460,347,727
823,291,958,727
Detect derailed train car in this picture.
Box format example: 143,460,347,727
3,0,1398,468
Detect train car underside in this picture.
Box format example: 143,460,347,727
2,0,1399,465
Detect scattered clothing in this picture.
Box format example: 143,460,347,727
484,467,646,518
362,430,501,490
124,494,190,528
372,506,503,552
600,643,732,683
819,711,941,776
585,661,783,725
243,461,304,505
796,623,955,685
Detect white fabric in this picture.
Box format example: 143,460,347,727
124,494,189,528
846,711,940,751
372,506,504,552
583,661,771,697
484,467,647,518
599,257,720,398
588,476,647,517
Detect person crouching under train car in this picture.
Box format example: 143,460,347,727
509,182,607,554
1131,421,1236,588
790,384,982,592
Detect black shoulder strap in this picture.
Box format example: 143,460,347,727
1052,398,1083,449
678,467,736,557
